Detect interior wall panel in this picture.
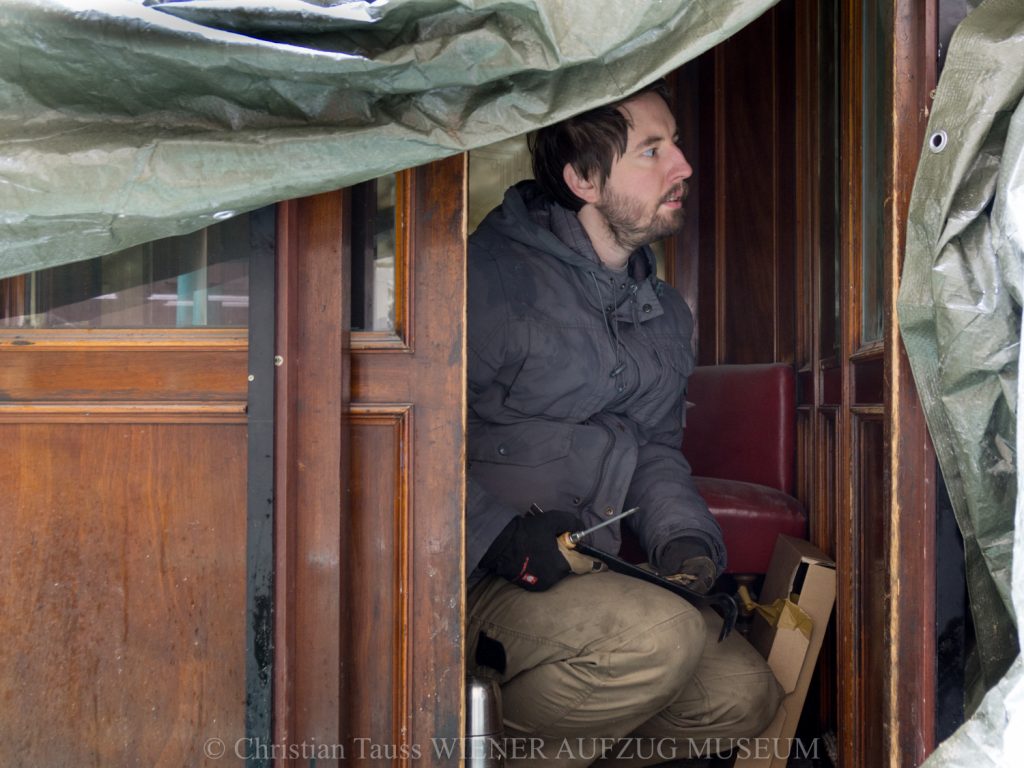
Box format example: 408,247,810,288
691,0,798,366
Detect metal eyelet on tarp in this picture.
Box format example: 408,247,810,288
928,129,948,153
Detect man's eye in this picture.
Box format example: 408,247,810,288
642,148,657,158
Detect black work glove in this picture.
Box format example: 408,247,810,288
480,509,582,591
656,536,718,595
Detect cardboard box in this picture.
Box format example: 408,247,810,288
733,535,836,768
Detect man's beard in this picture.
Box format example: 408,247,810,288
595,184,687,253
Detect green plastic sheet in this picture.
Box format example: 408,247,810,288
898,0,1023,762
0,0,777,279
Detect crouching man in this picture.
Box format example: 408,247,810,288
465,80,783,767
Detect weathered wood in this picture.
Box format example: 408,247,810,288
347,158,467,764
685,1,939,764
272,190,349,767
0,423,247,766
0,344,246,402
277,158,466,766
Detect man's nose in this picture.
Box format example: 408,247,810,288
668,143,693,180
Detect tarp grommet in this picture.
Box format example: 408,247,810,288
928,129,948,153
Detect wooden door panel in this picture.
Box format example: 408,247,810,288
0,422,246,767
346,157,466,763
272,192,348,759
347,407,412,757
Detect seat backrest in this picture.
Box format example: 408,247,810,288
682,363,796,495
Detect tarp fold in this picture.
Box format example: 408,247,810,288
0,0,777,278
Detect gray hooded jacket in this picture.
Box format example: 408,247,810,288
467,180,725,580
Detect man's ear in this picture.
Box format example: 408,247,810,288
563,163,599,205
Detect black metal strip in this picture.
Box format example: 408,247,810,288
245,206,277,767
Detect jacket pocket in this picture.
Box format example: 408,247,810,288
627,334,694,428
469,420,573,467
468,420,612,514
656,336,695,379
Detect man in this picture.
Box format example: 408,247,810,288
466,81,782,767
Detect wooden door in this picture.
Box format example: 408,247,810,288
0,213,270,765
674,0,940,764
273,156,467,766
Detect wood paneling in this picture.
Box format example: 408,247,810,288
347,157,467,763
272,191,349,765
685,1,939,764
0,402,246,423
348,407,412,761
720,16,777,361
276,157,466,766
854,414,887,762
0,331,247,402
0,423,246,766
691,1,797,365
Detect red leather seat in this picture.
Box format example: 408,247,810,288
683,364,807,574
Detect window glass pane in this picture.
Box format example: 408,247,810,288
351,174,398,332
818,0,840,360
861,0,885,344
0,211,264,329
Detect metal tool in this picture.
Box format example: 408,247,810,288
528,502,738,641
561,505,641,545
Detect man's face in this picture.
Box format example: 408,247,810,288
594,92,693,252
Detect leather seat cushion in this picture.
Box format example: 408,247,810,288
696,477,807,574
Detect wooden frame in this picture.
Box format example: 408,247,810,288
884,1,938,763
351,170,415,352
835,1,938,764
272,158,466,766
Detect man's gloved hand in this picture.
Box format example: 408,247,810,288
656,536,718,595
480,509,583,591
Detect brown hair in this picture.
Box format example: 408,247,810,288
530,79,672,211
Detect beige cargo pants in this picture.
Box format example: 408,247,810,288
468,570,783,768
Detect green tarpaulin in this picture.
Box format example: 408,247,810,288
0,0,776,278
899,0,1023,763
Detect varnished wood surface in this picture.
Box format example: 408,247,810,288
884,0,938,763
276,158,465,766
0,328,248,348
0,423,246,766
348,157,467,764
694,3,797,366
347,408,412,760
0,348,247,401
272,191,349,766
687,2,939,764
0,401,246,423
